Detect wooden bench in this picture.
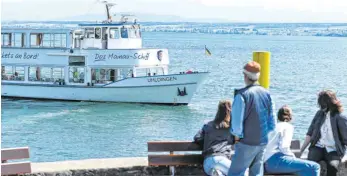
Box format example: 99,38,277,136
1,147,31,175
148,140,301,176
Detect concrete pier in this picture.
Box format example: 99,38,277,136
31,157,148,173
25,157,347,176
27,157,204,176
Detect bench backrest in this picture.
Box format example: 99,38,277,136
148,141,203,166
1,147,31,175
148,140,301,166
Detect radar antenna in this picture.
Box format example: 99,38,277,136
120,14,135,23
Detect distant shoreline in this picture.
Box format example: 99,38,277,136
2,21,347,37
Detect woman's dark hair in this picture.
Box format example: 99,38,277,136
214,100,231,129
318,90,343,115
277,105,292,122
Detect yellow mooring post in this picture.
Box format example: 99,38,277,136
253,51,271,89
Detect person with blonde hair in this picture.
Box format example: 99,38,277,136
194,100,234,176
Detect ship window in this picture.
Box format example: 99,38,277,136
118,68,133,80
95,28,101,39
42,34,53,47
29,67,41,81
2,66,13,80
85,28,95,38
14,66,25,81
102,27,108,40
53,33,67,48
120,27,128,38
69,67,85,83
135,28,141,38
135,68,151,77
150,68,164,76
52,68,64,82
30,33,43,47
28,66,59,82
1,66,5,80
128,28,136,38
13,33,26,47
61,34,67,47
1,66,6,80
2,66,12,80
53,34,59,47
69,56,85,66
53,34,60,47
31,33,66,48
109,28,120,39
1,66,24,81
40,67,53,82
91,68,117,84
1,33,12,47
22,33,27,47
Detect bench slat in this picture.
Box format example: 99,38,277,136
148,141,201,152
1,147,30,161
1,162,31,175
148,140,300,152
148,154,203,166
147,140,301,167
290,140,300,150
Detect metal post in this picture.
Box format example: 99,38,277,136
253,51,271,89
170,166,175,176
169,151,175,176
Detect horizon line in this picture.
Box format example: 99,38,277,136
2,20,347,24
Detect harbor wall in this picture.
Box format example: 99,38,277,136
25,157,347,176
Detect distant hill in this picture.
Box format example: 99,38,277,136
55,12,231,23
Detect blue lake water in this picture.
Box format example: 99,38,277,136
2,32,347,162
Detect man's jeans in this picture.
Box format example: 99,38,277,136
228,142,266,176
265,152,320,176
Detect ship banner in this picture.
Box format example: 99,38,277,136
1,48,169,66
89,49,169,66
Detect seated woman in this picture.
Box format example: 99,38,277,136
299,90,347,176
264,105,320,176
194,100,233,176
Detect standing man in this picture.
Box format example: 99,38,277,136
228,61,276,176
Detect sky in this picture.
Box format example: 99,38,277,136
1,0,347,22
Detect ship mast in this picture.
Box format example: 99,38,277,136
100,0,116,22
106,4,110,20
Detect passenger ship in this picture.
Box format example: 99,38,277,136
1,1,208,105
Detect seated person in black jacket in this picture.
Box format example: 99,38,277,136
194,100,234,176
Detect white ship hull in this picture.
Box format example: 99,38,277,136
2,13,210,105
2,73,208,105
